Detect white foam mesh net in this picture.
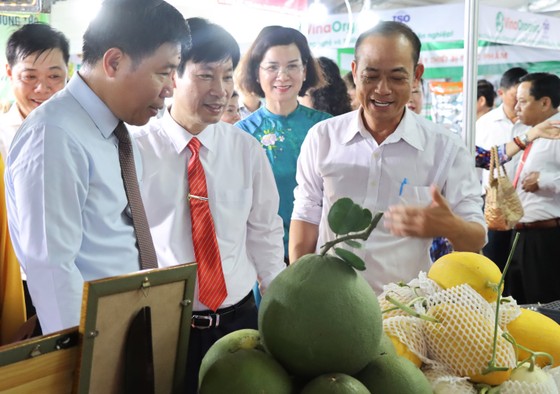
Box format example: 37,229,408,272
378,272,560,391
422,364,477,394
383,315,427,362
495,295,522,329
498,372,559,394
550,367,560,391
379,272,441,319
424,284,517,379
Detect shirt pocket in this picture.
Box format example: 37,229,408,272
399,185,432,206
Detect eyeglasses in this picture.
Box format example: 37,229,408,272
259,63,304,77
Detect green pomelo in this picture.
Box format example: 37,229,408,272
301,373,371,394
198,328,262,386
258,253,383,377
198,348,293,394
374,333,396,359
355,355,432,394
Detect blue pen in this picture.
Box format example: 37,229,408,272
399,178,408,196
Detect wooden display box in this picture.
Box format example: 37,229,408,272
0,328,79,393
0,262,197,394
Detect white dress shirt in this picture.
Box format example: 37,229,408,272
516,112,560,223
0,103,26,281
292,108,486,294
5,74,143,334
0,103,24,161
130,110,285,311
476,104,528,194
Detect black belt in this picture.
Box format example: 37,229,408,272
514,218,560,231
191,292,254,330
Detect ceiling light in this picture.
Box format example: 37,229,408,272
308,0,329,21
357,0,379,34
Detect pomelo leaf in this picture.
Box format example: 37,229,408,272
328,198,373,235
334,248,366,271
344,240,362,249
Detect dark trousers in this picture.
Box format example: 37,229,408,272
23,280,36,319
505,227,560,304
482,229,513,272
185,296,258,394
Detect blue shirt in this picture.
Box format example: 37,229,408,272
235,105,331,256
5,74,142,334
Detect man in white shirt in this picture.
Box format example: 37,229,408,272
476,67,529,271
0,23,69,339
290,21,486,293
130,18,284,393
507,72,560,304
5,0,189,334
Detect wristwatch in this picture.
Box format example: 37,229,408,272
519,133,529,146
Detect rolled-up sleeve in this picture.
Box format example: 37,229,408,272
445,143,487,230
292,126,323,225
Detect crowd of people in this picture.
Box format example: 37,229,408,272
1,1,560,391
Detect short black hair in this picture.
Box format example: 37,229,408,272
6,23,70,67
308,57,352,116
499,67,528,90
355,21,421,67
235,25,324,98
82,0,189,66
477,79,497,107
178,18,240,77
520,72,560,109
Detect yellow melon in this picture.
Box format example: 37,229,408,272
428,252,503,302
507,308,560,368
425,303,516,386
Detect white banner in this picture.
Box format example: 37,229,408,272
479,6,560,51
420,43,560,69
305,4,560,51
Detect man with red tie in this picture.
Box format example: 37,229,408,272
130,18,285,393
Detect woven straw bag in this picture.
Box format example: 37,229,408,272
484,146,524,230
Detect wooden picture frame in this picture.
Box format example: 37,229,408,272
74,263,197,394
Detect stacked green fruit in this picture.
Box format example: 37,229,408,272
198,198,434,394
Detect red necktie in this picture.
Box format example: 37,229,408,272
187,137,227,311
512,142,533,188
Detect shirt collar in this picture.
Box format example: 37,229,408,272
66,73,120,139
5,103,24,126
340,109,366,144
341,107,425,151
161,108,218,154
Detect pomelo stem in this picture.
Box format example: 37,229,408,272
385,295,440,323
320,212,383,256
483,232,520,376
381,295,424,315
503,332,554,366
